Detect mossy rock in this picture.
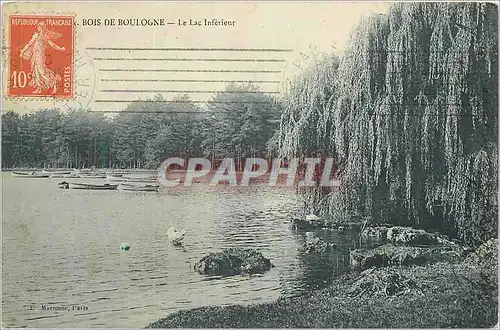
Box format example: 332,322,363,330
289,216,323,230
362,226,452,246
361,226,389,239
465,238,498,274
301,232,337,254
194,248,273,276
386,226,449,246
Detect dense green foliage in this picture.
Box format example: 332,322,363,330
2,85,280,169
2,109,112,169
277,2,498,245
203,83,280,163
275,54,339,158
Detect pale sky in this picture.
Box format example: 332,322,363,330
2,1,393,113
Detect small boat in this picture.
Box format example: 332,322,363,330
58,181,70,189
12,171,31,177
118,183,160,192
78,173,107,179
50,173,80,179
107,170,131,175
107,173,123,178
11,171,50,178
58,181,118,190
107,174,126,182
72,168,106,178
124,177,158,183
73,168,92,173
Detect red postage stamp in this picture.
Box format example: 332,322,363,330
8,15,74,98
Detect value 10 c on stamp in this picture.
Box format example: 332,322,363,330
8,15,74,98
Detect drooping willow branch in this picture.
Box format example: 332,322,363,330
277,2,498,246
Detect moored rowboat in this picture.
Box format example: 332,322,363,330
50,173,80,178
78,173,107,179
124,177,158,183
107,174,125,182
58,181,118,190
42,169,72,175
12,171,50,178
118,183,160,192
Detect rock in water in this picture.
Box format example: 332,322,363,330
386,226,447,246
194,248,273,276
361,226,453,246
289,214,324,230
120,242,130,251
361,226,389,239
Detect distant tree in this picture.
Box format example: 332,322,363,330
203,83,281,166
2,111,21,167
143,95,206,168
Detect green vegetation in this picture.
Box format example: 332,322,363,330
148,259,497,328
204,83,280,162
2,109,112,169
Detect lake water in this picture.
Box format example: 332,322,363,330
2,173,362,328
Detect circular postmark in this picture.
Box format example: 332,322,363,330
58,48,96,111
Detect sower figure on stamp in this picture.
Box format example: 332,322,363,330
19,21,65,94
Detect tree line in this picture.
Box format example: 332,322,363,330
2,83,281,169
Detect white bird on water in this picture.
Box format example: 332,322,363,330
120,242,130,251
306,214,321,222
167,227,186,245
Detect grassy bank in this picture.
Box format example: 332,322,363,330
148,260,497,328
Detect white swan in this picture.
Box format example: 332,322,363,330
167,227,186,245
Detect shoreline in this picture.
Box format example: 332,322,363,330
148,238,498,328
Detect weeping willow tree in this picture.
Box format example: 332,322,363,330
278,2,498,246
276,54,340,157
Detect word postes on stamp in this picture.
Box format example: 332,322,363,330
8,15,74,98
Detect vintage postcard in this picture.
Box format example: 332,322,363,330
1,1,498,329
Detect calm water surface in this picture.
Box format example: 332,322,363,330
2,173,362,328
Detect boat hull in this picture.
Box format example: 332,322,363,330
65,182,118,190
125,177,158,183
107,174,126,182
50,173,80,178
42,170,72,175
78,174,107,179
12,171,50,178
118,183,159,192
